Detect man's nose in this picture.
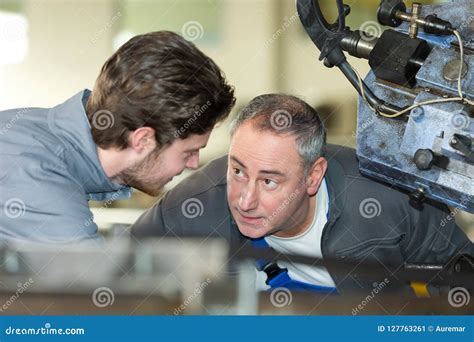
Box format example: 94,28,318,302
239,183,258,212
186,154,199,169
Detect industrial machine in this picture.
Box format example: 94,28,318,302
296,0,473,213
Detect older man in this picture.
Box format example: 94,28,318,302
132,94,472,293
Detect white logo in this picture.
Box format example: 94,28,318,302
451,112,470,130
359,21,382,41
92,110,115,130
359,198,382,219
448,287,470,308
270,287,292,308
270,110,292,130
181,21,204,41
181,198,204,219
92,287,115,308
4,198,26,219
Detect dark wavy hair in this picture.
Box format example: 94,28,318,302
86,31,235,149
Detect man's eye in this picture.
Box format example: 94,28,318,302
233,168,243,177
185,151,196,158
263,179,277,189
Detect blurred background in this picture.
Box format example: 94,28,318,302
0,0,472,237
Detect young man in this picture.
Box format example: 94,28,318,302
0,31,235,243
132,94,472,293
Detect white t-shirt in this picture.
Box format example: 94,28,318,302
256,178,336,290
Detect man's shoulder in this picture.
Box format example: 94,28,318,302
163,155,228,212
140,155,231,239
0,106,50,139
325,144,405,193
324,144,361,178
324,144,413,215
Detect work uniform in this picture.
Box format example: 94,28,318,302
0,90,131,243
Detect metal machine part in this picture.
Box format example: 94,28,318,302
296,0,405,115
340,30,429,87
297,0,473,213
377,1,455,37
368,29,430,87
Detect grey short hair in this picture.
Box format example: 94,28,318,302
229,94,326,175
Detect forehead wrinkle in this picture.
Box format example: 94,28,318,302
230,121,306,177
231,141,287,173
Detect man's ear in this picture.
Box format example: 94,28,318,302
306,157,328,196
128,127,156,154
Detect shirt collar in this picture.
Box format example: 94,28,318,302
48,89,132,201
324,152,347,224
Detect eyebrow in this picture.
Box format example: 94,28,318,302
184,143,207,153
229,155,286,177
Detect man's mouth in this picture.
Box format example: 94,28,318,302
236,210,263,224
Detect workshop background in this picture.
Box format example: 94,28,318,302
0,0,472,238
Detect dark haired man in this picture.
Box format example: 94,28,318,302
132,94,472,293
0,31,235,243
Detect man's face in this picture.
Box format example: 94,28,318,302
119,132,211,196
227,121,315,239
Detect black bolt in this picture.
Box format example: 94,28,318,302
414,149,435,170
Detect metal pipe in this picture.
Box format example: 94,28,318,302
340,31,377,60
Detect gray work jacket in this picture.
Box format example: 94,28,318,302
0,90,131,243
132,145,473,292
